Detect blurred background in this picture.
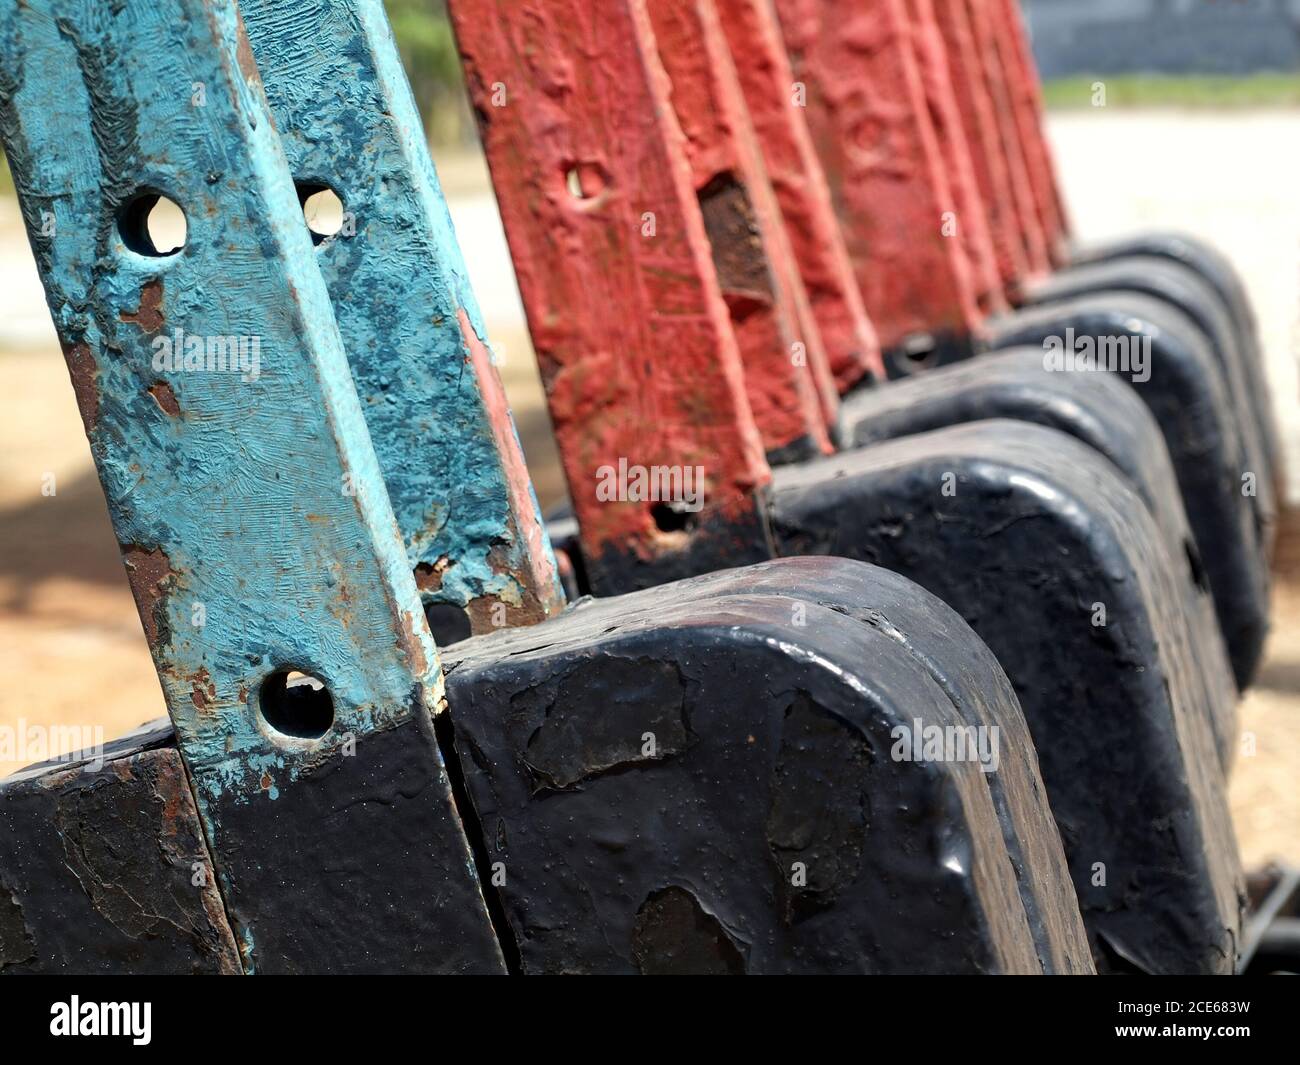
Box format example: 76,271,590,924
0,0,1295,867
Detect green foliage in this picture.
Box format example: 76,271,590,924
384,0,471,143
1043,73,1300,110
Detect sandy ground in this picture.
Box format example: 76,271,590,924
0,110,1294,869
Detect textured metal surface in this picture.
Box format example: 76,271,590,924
1069,232,1281,492
993,0,1070,262
242,0,564,639
839,347,1239,764
767,422,1245,974
989,295,1272,689
442,557,1088,974
1073,234,1261,356
671,558,1093,974
774,0,985,360
963,0,1050,277
645,0,838,460
449,0,773,591
0,729,238,975
1022,256,1281,511
0,0,502,973
930,0,1030,297
901,0,1004,316
714,0,883,392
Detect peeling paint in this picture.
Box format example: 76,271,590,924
240,0,564,634
647,0,837,455
773,0,985,352
120,277,164,333
0,0,496,973
449,0,773,584
714,0,884,392
121,544,175,650
148,379,180,416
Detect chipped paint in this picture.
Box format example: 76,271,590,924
240,0,564,635
147,379,181,416
0,0,495,973
901,0,1006,316
773,0,985,354
929,0,1032,296
963,0,1051,276
646,0,838,456
449,0,774,586
714,0,884,392
119,277,165,333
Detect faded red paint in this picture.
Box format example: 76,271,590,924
902,0,1006,316
647,0,837,455
448,0,770,563
774,0,984,353
993,0,1070,263
929,0,1030,297
714,0,883,392
966,0,1051,277
457,307,565,629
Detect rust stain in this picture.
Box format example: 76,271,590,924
397,609,429,678
698,173,773,300
62,341,100,431
120,545,175,649
413,556,453,593
153,754,187,841
233,14,262,89
463,538,551,634
260,771,273,792
148,380,181,416
189,668,216,711
120,278,164,333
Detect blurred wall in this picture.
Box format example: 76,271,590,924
1023,0,1300,77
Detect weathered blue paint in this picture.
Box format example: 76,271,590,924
0,0,499,972
240,0,563,635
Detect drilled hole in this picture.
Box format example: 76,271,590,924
897,333,939,373
652,501,698,534
563,161,609,203
259,668,334,739
119,192,187,256
297,182,345,244
424,601,474,646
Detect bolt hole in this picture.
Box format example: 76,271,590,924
424,601,474,646
563,161,610,204
652,501,698,534
296,182,345,244
891,333,939,375
119,192,187,257
259,668,334,739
